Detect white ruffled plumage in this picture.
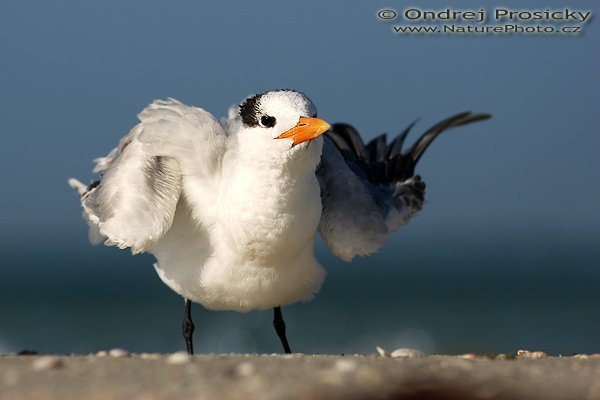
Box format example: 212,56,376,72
69,89,488,316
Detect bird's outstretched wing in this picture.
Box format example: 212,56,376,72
69,99,227,254
317,112,491,261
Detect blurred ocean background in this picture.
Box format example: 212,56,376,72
2,227,599,355
1,0,598,355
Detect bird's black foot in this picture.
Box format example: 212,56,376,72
182,299,195,355
273,306,292,354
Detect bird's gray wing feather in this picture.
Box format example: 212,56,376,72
317,112,490,261
69,98,227,254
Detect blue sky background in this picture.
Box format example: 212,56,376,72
0,1,598,354
1,0,598,236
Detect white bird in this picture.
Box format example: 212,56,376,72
69,89,489,354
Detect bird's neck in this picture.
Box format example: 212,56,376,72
235,134,323,176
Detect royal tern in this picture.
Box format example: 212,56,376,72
69,89,489,354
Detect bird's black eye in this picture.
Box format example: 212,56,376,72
259,115,276,128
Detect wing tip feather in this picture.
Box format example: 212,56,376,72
68,178,87,196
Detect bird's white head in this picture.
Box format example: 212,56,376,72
238,89,330,149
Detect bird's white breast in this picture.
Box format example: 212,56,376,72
152,139,327,312
217,159,321,262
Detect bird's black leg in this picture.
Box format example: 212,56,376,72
273,306,292,354
182,299,195,355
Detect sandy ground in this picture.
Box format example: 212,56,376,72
2,351,600,400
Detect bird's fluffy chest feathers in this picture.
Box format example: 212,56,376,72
217,156,322,264
151,138,327,312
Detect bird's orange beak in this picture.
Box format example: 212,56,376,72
276,117,331,145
